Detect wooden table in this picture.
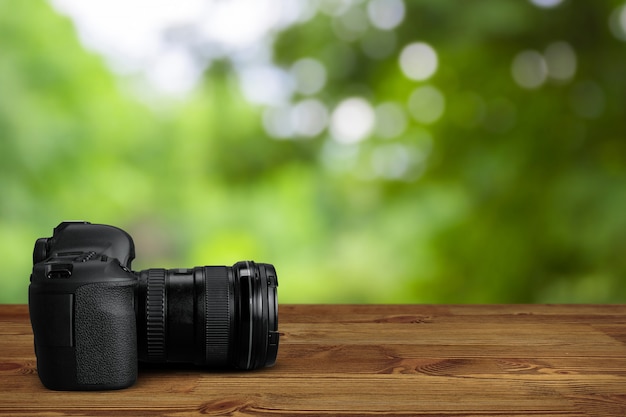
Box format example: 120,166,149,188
2,304,626,416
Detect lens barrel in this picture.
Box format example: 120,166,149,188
136,262,278,369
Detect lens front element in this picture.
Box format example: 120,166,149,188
231,262,279,370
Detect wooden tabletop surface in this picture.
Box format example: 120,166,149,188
1,304,626,416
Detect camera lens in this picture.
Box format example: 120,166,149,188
136,261,278,369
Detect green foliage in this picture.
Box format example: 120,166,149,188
2,0,626,304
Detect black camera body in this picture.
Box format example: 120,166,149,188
29,222,279,391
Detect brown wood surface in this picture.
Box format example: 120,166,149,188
1,304,626,416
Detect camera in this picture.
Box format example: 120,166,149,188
28,221,279,391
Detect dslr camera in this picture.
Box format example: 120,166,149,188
29,222,279,391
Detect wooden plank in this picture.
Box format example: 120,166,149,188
1,305,626,416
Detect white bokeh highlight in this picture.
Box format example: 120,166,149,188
330,98,376,144
399,42,438,81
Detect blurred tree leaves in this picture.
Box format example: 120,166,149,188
2,0,626,303
0,0,161,301
267,0,626,303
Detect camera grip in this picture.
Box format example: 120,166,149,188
74,281,137,389
30,280,137,390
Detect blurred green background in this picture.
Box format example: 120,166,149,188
2,0,626,304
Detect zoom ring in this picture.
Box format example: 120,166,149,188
203,267,230,366
146,268,166,361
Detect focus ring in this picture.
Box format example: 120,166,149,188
146,268,166,361
203,267,230,366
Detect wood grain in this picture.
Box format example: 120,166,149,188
1,304,626,416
